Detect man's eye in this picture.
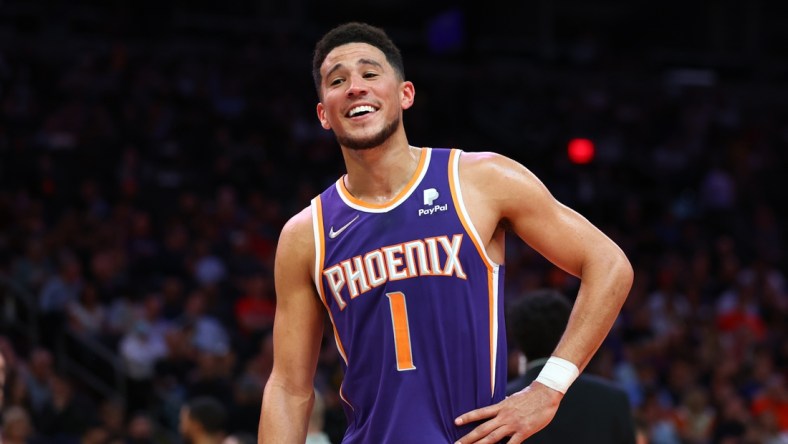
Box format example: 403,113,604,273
330,78,344,86
363,72,378,78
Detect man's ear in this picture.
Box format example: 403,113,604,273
400,81,415,110
316,102,331,130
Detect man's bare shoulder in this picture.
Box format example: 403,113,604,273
457,150,543,193
278,205,315,258
457,150,504,168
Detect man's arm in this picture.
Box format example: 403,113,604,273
259,207,325,443
455,152,634,444
494,156,633,372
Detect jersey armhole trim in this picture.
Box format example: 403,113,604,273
311,196,349,366
448,149,500,268
448,149,501,397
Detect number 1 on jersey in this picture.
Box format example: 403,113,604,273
386,292,416,371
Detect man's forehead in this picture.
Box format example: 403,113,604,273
322,43,386,72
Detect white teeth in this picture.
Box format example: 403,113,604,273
348,105,376,117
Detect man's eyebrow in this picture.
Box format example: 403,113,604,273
357,58,383,69
325,58,384,81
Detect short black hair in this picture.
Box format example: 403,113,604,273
185,396,227,434
506,289,572,361
312,22,405,97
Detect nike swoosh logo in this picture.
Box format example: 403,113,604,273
328,215,359,239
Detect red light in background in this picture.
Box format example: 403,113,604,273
567,138,595,164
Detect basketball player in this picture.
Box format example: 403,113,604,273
259,22,633,444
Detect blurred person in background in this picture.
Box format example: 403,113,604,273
506,289,637,444
118,320,167,414
672,386,715,443
1,406,37,444
37,253,83,349
179,396,228,444
20,348,54,419
66,281,107,340
126,412,158,444
751,375,788,439
37,373,97,443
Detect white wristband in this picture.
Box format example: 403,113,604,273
534,356,580,394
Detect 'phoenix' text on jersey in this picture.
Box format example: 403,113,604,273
322,234,467,308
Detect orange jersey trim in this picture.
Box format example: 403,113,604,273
336,147,429,210
312,196,349,366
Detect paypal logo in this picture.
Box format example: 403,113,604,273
418,204,448,216
419,189,447,216
423,188,439,206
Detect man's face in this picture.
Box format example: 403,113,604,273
316,42,414,150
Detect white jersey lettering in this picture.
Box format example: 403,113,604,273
323,234,466,307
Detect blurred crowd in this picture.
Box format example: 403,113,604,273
1,3,787,444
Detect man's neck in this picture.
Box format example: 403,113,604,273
341,142,421,204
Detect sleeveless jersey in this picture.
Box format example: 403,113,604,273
311,148,507,443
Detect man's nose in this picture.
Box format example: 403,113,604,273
346,75,368,96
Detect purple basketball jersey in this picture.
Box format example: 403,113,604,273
312,148,506,443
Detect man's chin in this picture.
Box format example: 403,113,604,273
337,117,400,150
338,133,389,151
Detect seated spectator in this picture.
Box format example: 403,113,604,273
21,347,55,417
751,375,788,434
179,289,231,356
66,281,107,340
37,373,97,443
232,271,275,356
38,253,83,348
118,320,168,413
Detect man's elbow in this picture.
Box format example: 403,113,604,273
611,249,634,293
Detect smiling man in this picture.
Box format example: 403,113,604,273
259,22,633,444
